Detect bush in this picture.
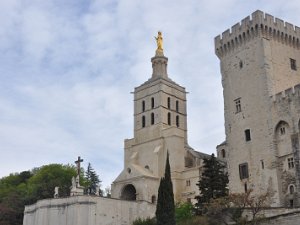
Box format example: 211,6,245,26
177,216,209,225
132,217,156,225
175,202,194,223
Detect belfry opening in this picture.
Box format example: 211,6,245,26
121,184,136,201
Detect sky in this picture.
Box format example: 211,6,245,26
1,0,300,189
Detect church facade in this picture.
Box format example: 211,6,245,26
23,34,210,225
111,36,209,204
215,10,300,207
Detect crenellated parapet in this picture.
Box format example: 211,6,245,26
270,83,300,104
215,10,300,58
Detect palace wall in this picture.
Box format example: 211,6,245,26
23,196,156,225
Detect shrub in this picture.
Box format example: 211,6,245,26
175,202,194,223
132,217,156,225
177,216,209,225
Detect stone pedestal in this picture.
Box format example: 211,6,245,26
151,54,168,79
70,186,84,196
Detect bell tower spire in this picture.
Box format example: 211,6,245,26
130,32,188,145
152,31,168,79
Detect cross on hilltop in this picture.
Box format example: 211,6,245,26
75,156,83,176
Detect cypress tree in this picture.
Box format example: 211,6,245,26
195,153,229,213
156,152,176,225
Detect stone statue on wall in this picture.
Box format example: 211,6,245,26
54,187,59,198
71,176,76,188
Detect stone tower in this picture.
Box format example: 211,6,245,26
111,34,208,203
215,10,300,207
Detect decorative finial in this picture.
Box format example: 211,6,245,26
154,31,164,56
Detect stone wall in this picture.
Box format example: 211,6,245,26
23,195,156,225
260,209,300,225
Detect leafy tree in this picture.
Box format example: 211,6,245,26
0,171,33,225
195,154,228,214
84,163,102,195
0,164,77,225
27,164,76,202
155,152,176,225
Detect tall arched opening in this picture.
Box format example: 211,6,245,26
121,184,136,200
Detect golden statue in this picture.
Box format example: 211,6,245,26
155,31,163,52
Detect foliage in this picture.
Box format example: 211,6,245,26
175,202,193,223
84,163,102,195
132,217,156,225
155,152,176,225
27,164,76,202
195,153,229,214
204,189,273,225
0,164,77,225
0,171,33,225
176,216,209,225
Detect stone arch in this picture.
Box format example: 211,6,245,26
275,120,291,157
275,120,289,135
121,184,137,201
288,184,295,194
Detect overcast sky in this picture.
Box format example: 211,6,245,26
1,0,300,189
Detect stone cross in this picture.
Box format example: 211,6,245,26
75,156,83,176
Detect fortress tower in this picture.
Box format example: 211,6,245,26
215,10,300,207
111,33,208,203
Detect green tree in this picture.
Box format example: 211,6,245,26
0,164,77,225
85,163,102,195
0,171,33,225
27,164,76,202
155,152,176,225
195,154,228,214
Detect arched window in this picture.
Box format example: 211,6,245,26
221,149,226,158
275,121,291,157
289,185,295,194
151,97,155,109
151,113,155,125
151,195,156,204
168,112,171,125
176,100,179,112
167,97,171,109
142,100,145,112
142,116,146,128
176,115,179,127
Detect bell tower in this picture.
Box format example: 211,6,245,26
133,34,188,145
112,32,194,203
